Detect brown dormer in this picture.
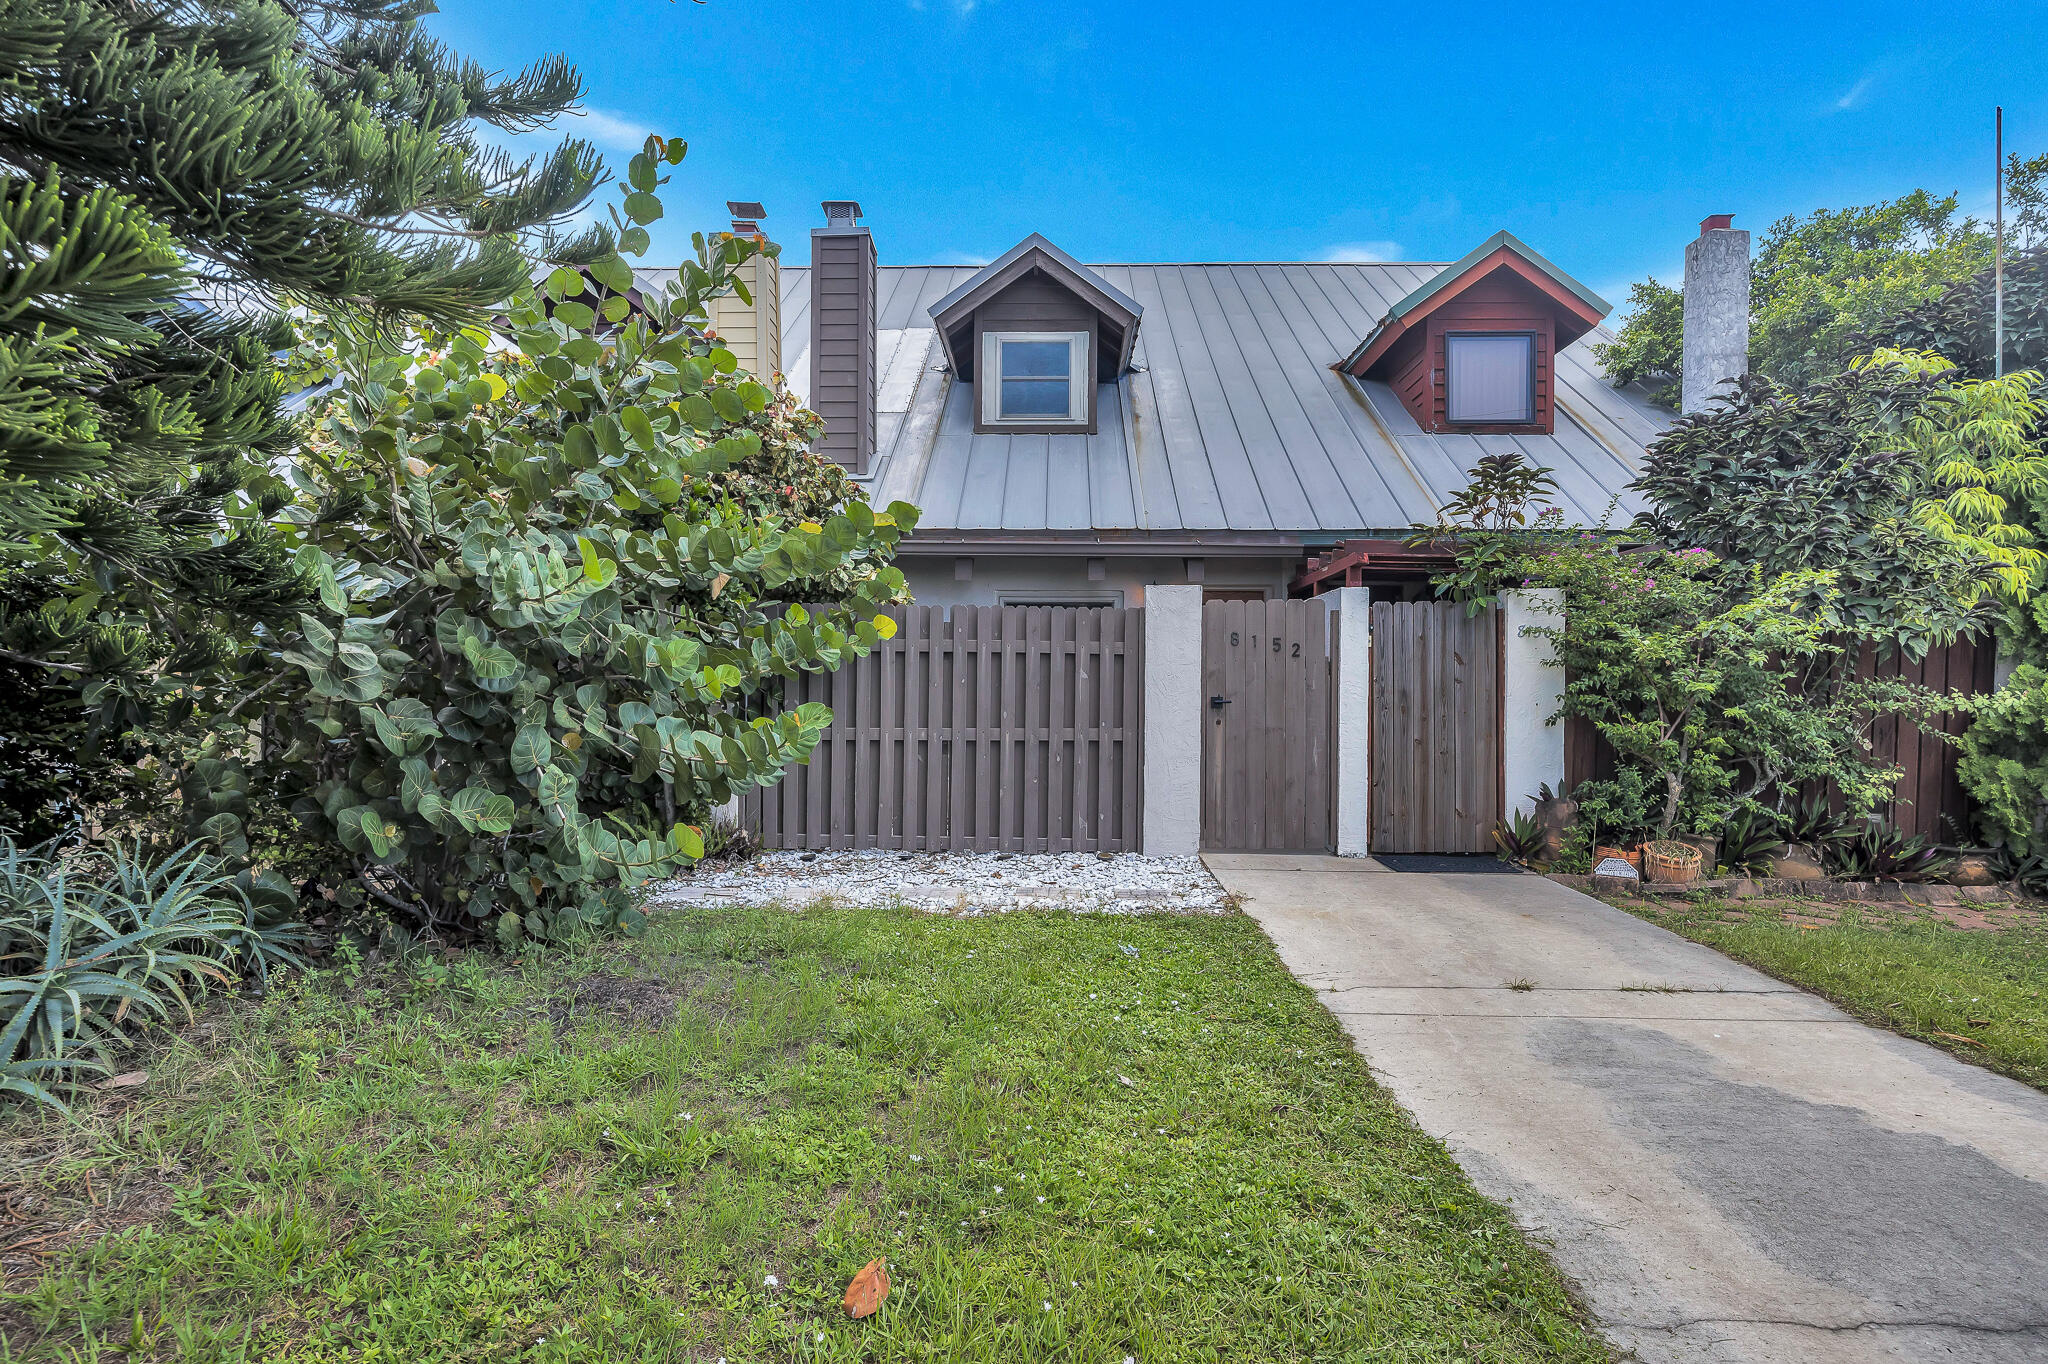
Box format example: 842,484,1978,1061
1340,231,1610,435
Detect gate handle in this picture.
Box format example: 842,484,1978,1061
1209,695,1232,708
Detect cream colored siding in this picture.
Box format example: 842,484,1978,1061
706,246,782,382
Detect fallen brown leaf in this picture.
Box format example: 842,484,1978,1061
1932,1030,1987,1047
843,1259,890,1319
97,1072,148,1090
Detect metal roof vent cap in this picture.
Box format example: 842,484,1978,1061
821,199,864,225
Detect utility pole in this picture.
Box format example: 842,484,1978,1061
1996,106,2005,378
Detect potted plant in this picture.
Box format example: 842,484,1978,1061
1642,839,1704,884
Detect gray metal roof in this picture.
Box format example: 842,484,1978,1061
758,260,1668,539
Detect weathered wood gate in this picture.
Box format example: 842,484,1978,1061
1370,600,1501,853
740,605,1144,852
1199,599,1334,851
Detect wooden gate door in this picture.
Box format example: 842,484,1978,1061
1200,599,1333,851
1369,601,1501,853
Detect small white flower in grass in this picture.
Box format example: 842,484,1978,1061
680,1112,692,1122
1037,1195,1046,1204
1043,1301,1052,1312
764,1274,779,1287
910,1153,923,1163
993,1186,1002,1194
1089,993,1098,999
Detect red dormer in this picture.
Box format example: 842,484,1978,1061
1339,231,1610,435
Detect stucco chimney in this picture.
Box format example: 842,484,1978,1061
809,200,877,473
1681,214,1750,414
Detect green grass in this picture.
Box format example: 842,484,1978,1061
1623,899,2048,1092
1,906,1604,1363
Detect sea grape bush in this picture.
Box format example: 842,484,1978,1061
193,139,916,946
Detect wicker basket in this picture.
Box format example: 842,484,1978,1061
1643,839,1704,884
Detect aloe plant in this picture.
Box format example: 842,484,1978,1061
1,838,303,1110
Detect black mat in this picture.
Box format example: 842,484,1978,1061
1374,854,1524,874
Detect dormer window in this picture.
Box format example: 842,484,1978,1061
928,233,1142,437
1445,332,1534,425
983,331,1089,425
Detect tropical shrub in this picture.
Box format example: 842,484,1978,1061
1519,540,1942,838
1,836,303,1110
1406,451,1572,612
1715,807,1786,876
1957,663,2048,853
184,143,918,947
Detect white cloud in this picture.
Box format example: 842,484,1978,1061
1317,240,1404,263
1834,73,1877,112
564,106,661,152
927,249,993,266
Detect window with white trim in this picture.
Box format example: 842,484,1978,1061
980,331,1089,426
1445,332,1535,425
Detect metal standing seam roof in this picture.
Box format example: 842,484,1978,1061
652,260,1672,538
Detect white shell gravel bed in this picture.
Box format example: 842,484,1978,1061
645,849,1230,915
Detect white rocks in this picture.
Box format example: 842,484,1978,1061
646,850,1228,915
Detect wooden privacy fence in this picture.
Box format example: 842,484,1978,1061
1369,600,1502,854
740,605,1144,852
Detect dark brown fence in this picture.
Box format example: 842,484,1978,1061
741,605,1144,852
1564,633,1998,840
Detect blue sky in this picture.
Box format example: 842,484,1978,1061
433,0,2045,310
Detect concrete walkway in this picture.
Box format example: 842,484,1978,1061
1203,853,2048,1364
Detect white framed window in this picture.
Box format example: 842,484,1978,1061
1445,332,1535,425
980,330,1089,425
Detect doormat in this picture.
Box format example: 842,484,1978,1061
1373,854,1524,874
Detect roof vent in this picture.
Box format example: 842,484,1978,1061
728,219,760,236
1698,213,1735,236
821,199,864,225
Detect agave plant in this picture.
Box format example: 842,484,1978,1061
1717,807,1786,876
1491,810,1549,866
1822,820,1957,884
1,838,304,1111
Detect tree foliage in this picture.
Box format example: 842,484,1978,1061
179,144,918,945
1855,243,2048,381
1599,187,2009,400
0,0,607,835
1958,664,2048,853
1632,366,2000,656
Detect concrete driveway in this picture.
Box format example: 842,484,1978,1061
1203,853,2048,1364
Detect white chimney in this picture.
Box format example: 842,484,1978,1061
1681,214,1750,414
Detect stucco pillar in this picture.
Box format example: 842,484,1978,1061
1332,588,1373,856
1501,588,1566,819
1142,584,1203,855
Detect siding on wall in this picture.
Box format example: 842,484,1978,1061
971,275,1100,433
706,248,782,382
810,227,877,471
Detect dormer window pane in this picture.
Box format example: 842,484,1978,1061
1446,333,1534,425
981,331,1088,426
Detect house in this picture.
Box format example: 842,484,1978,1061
652,201,1677,607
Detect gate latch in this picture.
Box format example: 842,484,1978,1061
1209,695,1231,708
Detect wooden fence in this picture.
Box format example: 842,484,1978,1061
740,605,1144,852
1564,633,1998,840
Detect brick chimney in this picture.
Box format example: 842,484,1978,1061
1681,214,1750,414
809,200,877,473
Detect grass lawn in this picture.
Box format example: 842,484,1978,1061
0,905,1604,1363
1620,897,2048,1092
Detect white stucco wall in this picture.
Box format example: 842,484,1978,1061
1141,585,1203,855
1501,588,1567,818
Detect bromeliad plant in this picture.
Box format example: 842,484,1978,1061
194,139,917,946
